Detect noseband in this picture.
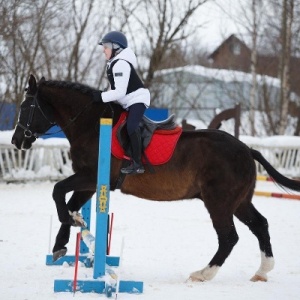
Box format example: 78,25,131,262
16,92,56,139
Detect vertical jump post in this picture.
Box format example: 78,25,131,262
93,118,112,278
51,118,143,295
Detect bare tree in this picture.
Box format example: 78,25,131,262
0,0,66,124
234,0,262,136
278,0,294,134
215,0,300,136
65,0,95,82
0,0,239,130
0,0,114,126
126,0,210,91
249,0,259,136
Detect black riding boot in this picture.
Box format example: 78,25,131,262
121,129,145,174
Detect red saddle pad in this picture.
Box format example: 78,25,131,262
111,112,182,165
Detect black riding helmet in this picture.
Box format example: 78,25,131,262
99,31,128,49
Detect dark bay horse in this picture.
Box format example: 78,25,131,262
11,75,300,282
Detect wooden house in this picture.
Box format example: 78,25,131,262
208,34,300,97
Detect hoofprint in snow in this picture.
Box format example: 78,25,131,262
1,180,300,299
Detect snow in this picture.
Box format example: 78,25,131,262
158,65,281,88
1,180,300,299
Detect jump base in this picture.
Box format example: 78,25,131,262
54,279,143,294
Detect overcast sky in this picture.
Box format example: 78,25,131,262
196,0,245,51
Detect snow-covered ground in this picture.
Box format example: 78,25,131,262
1,180,300,300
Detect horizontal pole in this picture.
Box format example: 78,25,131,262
46,254,120,266
254,190,300,200
54,279,143,294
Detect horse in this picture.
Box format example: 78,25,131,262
11,74,300,282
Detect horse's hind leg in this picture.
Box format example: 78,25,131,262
234,201,274,281
190,214,239,281
52,190,94,261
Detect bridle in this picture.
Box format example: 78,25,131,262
16,89,99,139
16,92,56,139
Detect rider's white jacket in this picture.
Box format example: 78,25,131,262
101,47,150,109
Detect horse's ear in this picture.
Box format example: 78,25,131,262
28,74,37,93
39,76,46,83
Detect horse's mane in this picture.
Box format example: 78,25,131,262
40,80,96,96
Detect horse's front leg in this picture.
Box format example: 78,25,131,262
52,173,95,261
52,189,95,248
52,173,95,224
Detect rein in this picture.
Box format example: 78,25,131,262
101,103,115,119
17,90,114,139
42,100,95,137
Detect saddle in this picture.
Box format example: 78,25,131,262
111,112,182,165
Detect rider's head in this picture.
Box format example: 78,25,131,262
99,31,128,60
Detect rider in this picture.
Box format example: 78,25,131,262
94,31,150,175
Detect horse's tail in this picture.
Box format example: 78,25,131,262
251,148,300,192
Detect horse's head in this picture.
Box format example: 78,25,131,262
11,74,56,150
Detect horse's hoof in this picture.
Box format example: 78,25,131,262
188,275,205,282
250,274,267,282
189,270,206,282
53,248,67,262
189,265,219,282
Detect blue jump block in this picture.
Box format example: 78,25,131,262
54,279,143,294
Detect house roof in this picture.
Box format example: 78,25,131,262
208,34,250,59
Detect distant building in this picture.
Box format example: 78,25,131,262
208,34,300,97
153,65,293,124
208,34,251,72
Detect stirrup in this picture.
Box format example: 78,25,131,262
69,211,87,228
121,162,145,174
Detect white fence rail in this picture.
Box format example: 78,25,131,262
0,132,72,182
240,136,300,178
1,132,300,182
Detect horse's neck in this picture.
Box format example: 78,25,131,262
41,86,124,141
41,86,95,140
62,102,123,145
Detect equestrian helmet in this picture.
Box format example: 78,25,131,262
99,31,128,49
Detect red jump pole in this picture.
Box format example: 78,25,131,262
73,232,81,295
